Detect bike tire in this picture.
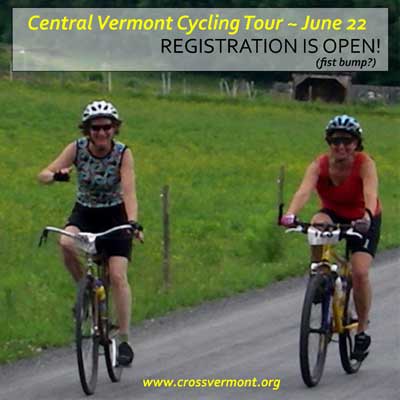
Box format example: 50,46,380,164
299,273,331,387
76,276,100,395
103,286,123,382
339,279,362,374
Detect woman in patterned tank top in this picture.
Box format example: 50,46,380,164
280,115,381,362
38,100,143,366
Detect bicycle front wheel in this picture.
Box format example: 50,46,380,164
339,279,362,373
76,277,100,395
299,274,331,387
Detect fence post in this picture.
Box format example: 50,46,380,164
246,81,251,99
232,79,238,97
183,77,189,95
223,79,231,96
161,72,166,95
161,185,170,289
107,71,112,93
20,49,26,81
246,81,256,99
9,62,13,81
167,72,171,94
219,79,224,95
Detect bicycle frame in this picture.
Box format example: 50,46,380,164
286,222,362,336
314,243,356,335
85,256,107,338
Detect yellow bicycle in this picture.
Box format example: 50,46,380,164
286,221,364,387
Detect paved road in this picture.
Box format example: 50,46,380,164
1,250,399,400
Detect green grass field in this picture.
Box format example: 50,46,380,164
0,79,399,363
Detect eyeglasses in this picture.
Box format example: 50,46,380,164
90,124,113,132
327,136,355,146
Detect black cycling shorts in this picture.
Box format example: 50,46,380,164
319,208,381,258
65,202,132,260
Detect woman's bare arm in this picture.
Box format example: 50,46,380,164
37,142,76,184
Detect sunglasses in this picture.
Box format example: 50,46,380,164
90,124,113,132
327,136,355,146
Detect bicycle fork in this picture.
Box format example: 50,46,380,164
322,294,331,332
332,294,344,333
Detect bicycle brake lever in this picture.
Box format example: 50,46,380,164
134,231,144,244
285,226,304,233
344,228,363,240
38,229,48,247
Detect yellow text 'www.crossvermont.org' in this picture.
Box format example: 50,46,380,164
143,377,281,390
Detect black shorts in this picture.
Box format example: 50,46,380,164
319,208,381,258
66,202,132,260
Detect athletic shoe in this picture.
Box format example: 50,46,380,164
351,332,371,361
117,342,134,366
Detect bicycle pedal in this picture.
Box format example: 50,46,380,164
117,363,132,369
351,350,369,362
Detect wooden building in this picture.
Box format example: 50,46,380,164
292,73,352,103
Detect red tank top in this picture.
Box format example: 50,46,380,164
316,152,380,220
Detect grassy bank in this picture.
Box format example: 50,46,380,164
0,79,399,363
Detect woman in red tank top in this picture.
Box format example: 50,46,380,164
280,115,381,361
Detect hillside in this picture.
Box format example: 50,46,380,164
0,79,398,362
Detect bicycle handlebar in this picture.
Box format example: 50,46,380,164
285,221,363,241
39,224,135,255
289,221,353,232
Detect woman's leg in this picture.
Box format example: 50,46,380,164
59,225,84,283
310,212,334,261
350,251,373,333
108,256,131,338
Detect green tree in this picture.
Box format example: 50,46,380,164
0,0,399,85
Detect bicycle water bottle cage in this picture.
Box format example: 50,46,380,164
307,227,341,246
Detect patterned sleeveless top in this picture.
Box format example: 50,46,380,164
74,138,127,208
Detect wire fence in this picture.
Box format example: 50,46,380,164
0,68,264,100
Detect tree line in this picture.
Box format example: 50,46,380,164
2,0,399,85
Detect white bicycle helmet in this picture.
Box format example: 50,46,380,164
81,100,120,122
325,115,362,136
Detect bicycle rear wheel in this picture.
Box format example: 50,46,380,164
299,274,331,387
103,286,123,382
76,277,99,395
339,279,362,373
